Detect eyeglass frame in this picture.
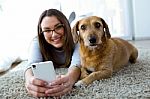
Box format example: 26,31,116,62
41,23,64,34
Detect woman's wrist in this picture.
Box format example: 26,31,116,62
67,66,81,85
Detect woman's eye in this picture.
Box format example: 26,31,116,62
55,24,64,30
81,25,86,30
56,25,62,29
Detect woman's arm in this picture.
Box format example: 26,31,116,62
45,44,81,97
27,37,43,66
67,43,81,85
25,37,43,81
44,66,80,97
25,37,49,97
67,66,81,85
69,43,81,68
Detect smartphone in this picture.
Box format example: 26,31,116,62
31,61,56,83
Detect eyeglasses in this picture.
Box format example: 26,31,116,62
42,24,64,34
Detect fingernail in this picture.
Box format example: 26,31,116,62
50,82,55,86
56,75,61,78
44,82,48,85
48,83,52,86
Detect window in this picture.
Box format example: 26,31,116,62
60,0,132,39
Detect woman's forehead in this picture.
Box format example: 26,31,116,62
41,16,61,28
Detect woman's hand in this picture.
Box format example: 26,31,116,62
45,67,81,97
25,68,49,97
25,66,80,98
45,75,73,97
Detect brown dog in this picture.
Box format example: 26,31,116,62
72,16,138,85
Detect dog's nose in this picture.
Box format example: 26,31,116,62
89,37,96,43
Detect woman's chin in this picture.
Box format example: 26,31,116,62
52,43,63,48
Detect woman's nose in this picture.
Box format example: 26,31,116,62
51,31,58,37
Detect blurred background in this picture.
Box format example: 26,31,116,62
0,0,150,60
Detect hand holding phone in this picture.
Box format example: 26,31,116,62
31,61,56,83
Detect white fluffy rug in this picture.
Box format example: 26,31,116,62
0,48,150,99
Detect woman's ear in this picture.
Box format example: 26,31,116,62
71,21,79,43
101,18,111,39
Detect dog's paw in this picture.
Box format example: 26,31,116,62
74,80,85,87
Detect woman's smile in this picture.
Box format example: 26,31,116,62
52,36,62,43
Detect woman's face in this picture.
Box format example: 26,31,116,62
41,16,64,48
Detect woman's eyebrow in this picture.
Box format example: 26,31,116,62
54,23,61,27
43,27,50,30
43,23,61,30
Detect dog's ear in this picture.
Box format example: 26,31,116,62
101,18,111,39
71,21,79,43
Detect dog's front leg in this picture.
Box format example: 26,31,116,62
80,67,89,79
81,68,113,85
75,67,90,86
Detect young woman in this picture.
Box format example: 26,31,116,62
24,9,81,98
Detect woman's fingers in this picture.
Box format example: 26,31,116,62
56,75,61,78
50,75,69,86
45,84,64,94
27,83,48,93
46,84,72,97
45,82,72,97
28,89,46,97
26,75,73,97
30,77,48,86
25,76,49,97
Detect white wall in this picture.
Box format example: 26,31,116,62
0,0,61,60
132,0,150,40
0,0,150,61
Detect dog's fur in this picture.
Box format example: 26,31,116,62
72,16,138,85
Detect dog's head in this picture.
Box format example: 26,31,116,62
72,16,111,49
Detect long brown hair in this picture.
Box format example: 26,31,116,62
37,9,75,67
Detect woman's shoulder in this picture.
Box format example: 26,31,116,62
29,36,40,51
32,36,38,41
28,36,43,66
30,36,39,45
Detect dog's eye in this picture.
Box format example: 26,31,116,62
95,22,101,28
81,25,86,30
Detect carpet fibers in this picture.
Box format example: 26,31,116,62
0,48,150,99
